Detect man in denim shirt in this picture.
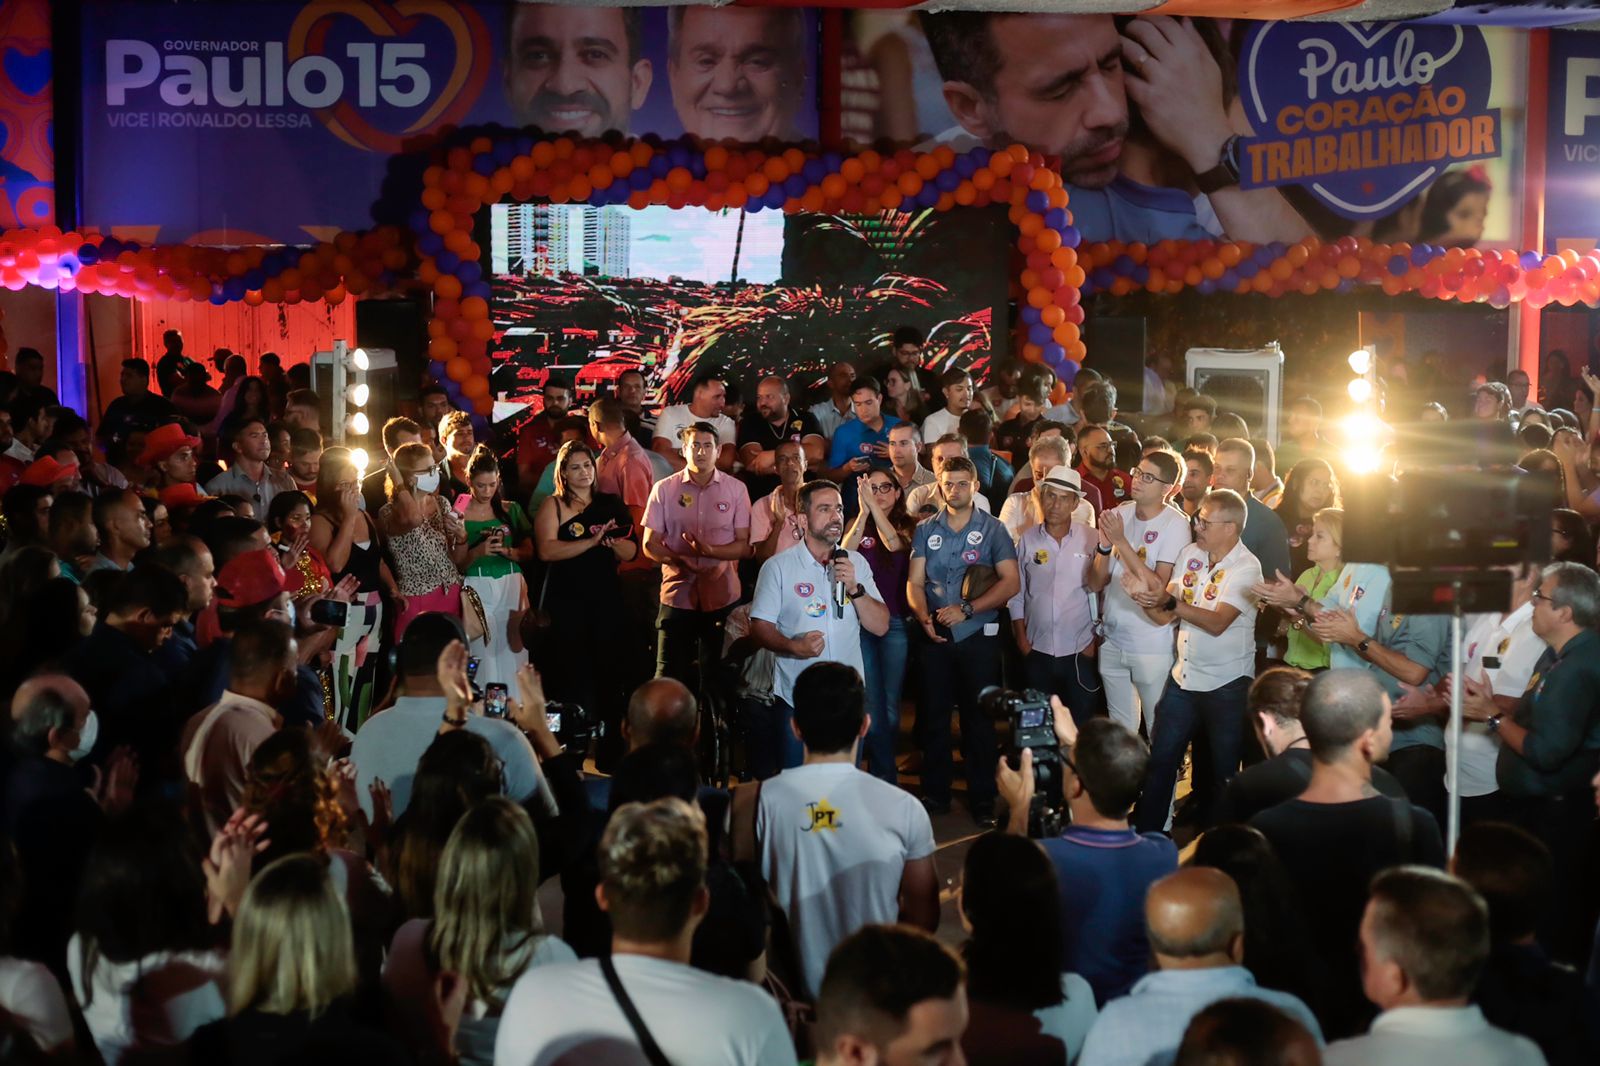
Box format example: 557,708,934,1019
908,456,1019,826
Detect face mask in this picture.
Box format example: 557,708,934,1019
414,470,441,494
70,709,98,763
355,494,367,512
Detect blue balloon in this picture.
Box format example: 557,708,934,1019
1113,255,1136,277
465,281,491,301
1059,226,1081,250
99,238,122,258
1029,323,1053,347
747,201,763,214
784,175,808,198
436,251,461,274
472,154,496,176
410,210,432,235
1266,242,1287,260
1090,267,1114,289
1411,245,1433,267
648,155,672,179
1043,207,1069,230
1132,265,1150,285
1025,190,1049,214
244,269,266,289
1520,250,1542,271
1196,279,1216,295
210,292,228,306
689,156,708,180
493,141,518,166
954,155,977,179
802,160,826,183
1020,305,1042,326
417,233,444,258
1388,255,1409,276
764,188,786,209
1058,359,1081,381
1043,343,1066,365
630,169,652,191
263,252,288,275
223,277,246,300
971,146,992,168
78,244,98,265
1237,261,1259,280
1220,269,1239,288
58,255,80,277
935,170,960,192
458,261,483,284
916,186,939,208
667,145,691,169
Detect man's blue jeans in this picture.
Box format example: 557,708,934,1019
1134,675,1251,833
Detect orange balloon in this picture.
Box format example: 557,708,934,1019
1050,381,1069,405
461,295,489,320
446,357,471,382
435,275,463,300
430,337,458,362
462,375,490,400
1053,323,1080,346
471,318,496,342
1040,304,1065,328
1027,285,1053,309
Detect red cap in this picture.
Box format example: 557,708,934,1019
19,454,79,488
215,549,291,609
159,483,209,509
139,422,201,465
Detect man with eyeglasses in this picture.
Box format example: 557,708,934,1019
1074,424,1131,518
908,456,1020,826
1099,449,1192,737
1127,489,1262,834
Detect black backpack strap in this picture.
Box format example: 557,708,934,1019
600,956,673,1066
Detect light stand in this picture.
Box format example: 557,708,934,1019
1446,590,1464,856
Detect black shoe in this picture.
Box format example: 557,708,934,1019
920,796,951,816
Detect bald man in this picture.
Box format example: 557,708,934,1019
7,675,134,973
1079,868,1321,1066
622,676,699,752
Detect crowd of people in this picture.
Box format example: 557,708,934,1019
0,324,1594,1066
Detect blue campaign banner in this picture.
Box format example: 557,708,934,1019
1236,21,1501,223
1547,29,1600,251
78,1,819,244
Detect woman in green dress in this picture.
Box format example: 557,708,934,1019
457,445,534,691
1282,507,1345,672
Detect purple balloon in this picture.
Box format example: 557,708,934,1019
1059,225,1081,249
1020,305,1042,326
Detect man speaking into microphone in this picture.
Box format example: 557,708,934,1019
751,479,890,778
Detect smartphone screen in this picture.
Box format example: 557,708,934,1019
484,683,509,718
545,711,562,733
466,657,481,682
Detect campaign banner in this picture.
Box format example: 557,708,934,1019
864,11,1519,249
1237,22,1501,221
0,0,52,228
1546,29,1600,252
78,0,819,244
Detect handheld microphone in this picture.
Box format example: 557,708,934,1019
831,544,849,619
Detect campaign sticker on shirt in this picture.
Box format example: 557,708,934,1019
962,549,980,563
804,600,828,618
1209,570,1226,585
1182,573,1197,588
860,536,875,550
1497,636,1511,656
716,501,729,512
678,492,693,507
1353,586,1366,601
1135,546,1148,562
859,443,872,454
1204,585,1219,601
795,582,815,597
927,534,944,551
1112,475,1127,498
1187,558,1203,571
966,530,984,546
1144,530,1158,544
568,521,584,537
789,420,804,434
1033,549,1050,565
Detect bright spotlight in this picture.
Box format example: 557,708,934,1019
350,448,369,474
1348,349,1372,375
349,412,370,435
1347,378,1373,404
1339,412,1387,475
352,347,370,371
351,383,370,407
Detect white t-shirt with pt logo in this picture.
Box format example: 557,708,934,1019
757,762,936,998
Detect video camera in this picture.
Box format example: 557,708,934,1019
545,700,603,752
979,686,1063,838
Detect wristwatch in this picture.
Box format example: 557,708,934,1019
1196,135,1243,194
1487,713,1504,734
1096,544,1113,556
1162,594,1179,612
960,601,974,619
1356,638,1372,656
847,583,866,601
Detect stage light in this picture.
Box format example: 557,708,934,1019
349,412,369,435
1340,412,1387,475
1348,349,1372,375
350,448,369,474
351,383,370,408
1347,378,1373,404
352,347,369,371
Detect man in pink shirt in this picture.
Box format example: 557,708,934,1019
643,421,752,689
590,397,654,524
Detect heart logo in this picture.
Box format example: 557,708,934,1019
287,0,490,155
1237,21,1499,221
2,46,50,98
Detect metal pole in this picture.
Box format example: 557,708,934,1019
1446,586,1464,857
332,339,348,446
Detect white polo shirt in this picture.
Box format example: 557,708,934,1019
1167,539,1262,692
906,480,991,517
1449,602,1543,797
1103,501,1192,656
920,407,962,442
750,540,882,706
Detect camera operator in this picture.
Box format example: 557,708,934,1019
748,480,888,777
996,699,1176,1006
1008,466,1110,725
909,456,1020,827
1126,489,1262,834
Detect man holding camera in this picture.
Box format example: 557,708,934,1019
908,456,1020,826
1127,488,1262,834
997,701,1177,1005
749,480,889,777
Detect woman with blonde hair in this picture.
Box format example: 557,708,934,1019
380,440,468,638
382,798,575,1064
188,855,408,1063
1256,507,1344,671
